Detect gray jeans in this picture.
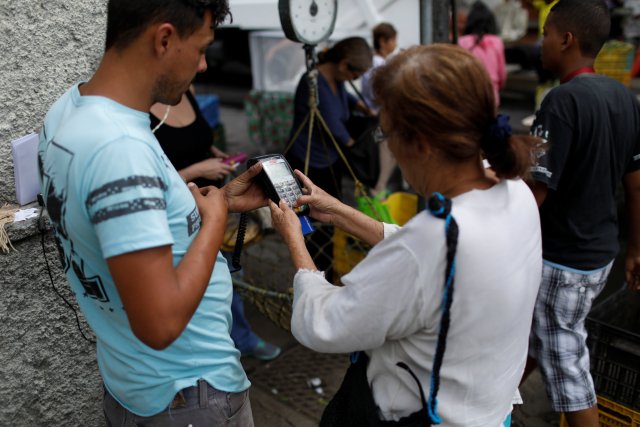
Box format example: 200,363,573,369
103,380,254,427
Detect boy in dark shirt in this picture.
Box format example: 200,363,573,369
528,1,640,426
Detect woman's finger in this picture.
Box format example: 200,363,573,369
294,170,315,189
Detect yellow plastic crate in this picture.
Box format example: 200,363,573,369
384,192,419,226
560,395,640,427
332,228,368,280
595,40,634,87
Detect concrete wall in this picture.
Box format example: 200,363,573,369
0,0,105,205
1,1,106,425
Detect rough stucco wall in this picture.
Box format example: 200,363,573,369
1,0,106,425
0,0,106,205
1,221,103,426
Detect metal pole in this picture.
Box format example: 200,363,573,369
431,0,450,43
419,0,433,45
450,0,458,44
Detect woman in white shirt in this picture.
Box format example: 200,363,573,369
269,44,543,427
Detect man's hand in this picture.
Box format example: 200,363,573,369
190,183,227,226
223,162,269,213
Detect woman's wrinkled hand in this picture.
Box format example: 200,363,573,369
294,170,343,224
269,200,303,245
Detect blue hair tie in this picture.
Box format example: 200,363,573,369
482,114,512,158
428,192,451,219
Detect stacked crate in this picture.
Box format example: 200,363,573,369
561,288,640,426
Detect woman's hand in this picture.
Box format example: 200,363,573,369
294,170,343,224
211,146,229,159
269,199,317,271
355,100,374,117
223,162,269,213
195,158,235,180
269,200,304,246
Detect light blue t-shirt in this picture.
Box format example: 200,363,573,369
38,84,250,416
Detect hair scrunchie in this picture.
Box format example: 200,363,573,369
481,114,512,158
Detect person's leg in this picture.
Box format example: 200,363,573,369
530,262,612,426
230,290,281,360
372,140,396,197
230,290,259,353
564,406,600,427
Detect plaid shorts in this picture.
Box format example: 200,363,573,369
529,260,613,412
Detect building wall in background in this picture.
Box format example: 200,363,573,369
0,1,106,425
0,0,105,205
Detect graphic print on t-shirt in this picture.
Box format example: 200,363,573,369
39,141,73,272
187,206,201,236
85,176,167,224
72,258,109,302
39,140,111,304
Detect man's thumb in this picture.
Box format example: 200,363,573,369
187,182,199,194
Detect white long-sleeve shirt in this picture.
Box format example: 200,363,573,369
291,179,542,427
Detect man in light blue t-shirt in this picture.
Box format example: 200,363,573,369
38,1,268,425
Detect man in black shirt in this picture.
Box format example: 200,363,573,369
528,1,640,426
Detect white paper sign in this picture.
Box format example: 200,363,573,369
11,132,40,206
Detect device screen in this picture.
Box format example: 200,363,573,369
262,160,291,182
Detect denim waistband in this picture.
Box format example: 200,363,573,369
171,379,213,409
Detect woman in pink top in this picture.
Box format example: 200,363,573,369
458,1,506,107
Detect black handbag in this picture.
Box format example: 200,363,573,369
319,352,431,427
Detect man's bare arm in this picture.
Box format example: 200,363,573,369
528,180,548,207
624,170,640,290
107,184,227,350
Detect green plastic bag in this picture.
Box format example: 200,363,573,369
356,192,395,224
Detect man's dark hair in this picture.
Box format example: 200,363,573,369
372,22,397,51
549,0,610,58
105,0,231,51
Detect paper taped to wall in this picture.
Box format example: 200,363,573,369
11,132,40,206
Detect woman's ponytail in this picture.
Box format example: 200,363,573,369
481,115,541,179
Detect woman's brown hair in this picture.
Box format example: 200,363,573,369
371,44,540,179
318,37,373,73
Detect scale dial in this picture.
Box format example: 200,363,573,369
279,0,338,45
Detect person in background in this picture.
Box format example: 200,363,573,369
151,88,281,361
361,23,397,114
286,37,372,282
526,1,640,426
458,1,507,107
361,22,400,197
271,43,542,427
38,1,268,425
151,89,235,187
286,36,372,200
